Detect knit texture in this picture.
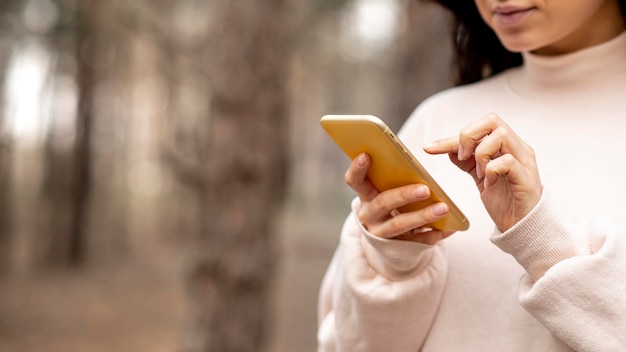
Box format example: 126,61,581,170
318,32,626,352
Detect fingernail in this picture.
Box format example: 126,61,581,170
422,142,436,150
357,153,366,167
484,176,495,189
457,145,465,160
476,163,483,179
433,203,449,216
414,185,429,198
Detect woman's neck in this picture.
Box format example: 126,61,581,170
505,31,626,107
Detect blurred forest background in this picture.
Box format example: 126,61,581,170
0,0,453,351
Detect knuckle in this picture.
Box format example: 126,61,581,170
473,146,492,164
344,169,357,187
493,125,510,139
459,126,472,140
473,147,490,163
357,207,373,225
487,154,514,173
414,210,436,227
365,187,379,201
484,112,501,124
387,217,406,234
371,195,391,212
487,154,512,170
402,186,416,201
501,153,517,165
526,145,537,158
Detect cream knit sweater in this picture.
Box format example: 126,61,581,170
318,32,626,352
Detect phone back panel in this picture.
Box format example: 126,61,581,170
321,115,469,231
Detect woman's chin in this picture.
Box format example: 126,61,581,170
499,38,543,54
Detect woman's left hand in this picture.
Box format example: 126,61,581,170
423,113,542,232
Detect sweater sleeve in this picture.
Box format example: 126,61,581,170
490,190,626,351
317,198,448,352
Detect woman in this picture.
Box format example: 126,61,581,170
318,1,626,351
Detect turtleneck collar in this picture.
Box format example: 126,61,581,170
506,31,626,106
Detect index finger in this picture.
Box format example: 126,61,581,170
423,136,460,155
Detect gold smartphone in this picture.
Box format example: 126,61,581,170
320,114,469,231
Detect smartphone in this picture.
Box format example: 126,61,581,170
320,114,469,231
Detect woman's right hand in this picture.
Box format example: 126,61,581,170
345,153,456,245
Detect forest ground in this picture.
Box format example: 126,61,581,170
0,192,346,352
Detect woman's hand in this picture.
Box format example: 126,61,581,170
424,113,542,232
345,153,456,244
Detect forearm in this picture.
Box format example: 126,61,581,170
491,192,626,351
318,200,449,351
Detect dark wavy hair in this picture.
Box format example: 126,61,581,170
430,0,626,85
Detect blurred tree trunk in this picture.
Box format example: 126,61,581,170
182,1,292,351
69,0,106,264
68,0,98,265
41,0,97,266
388,0,453,128
41,137,74,265
0,1,15,273
0,86,11,274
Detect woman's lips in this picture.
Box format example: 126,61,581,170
494,7,536,27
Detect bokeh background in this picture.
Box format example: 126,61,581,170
0,0,453,351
